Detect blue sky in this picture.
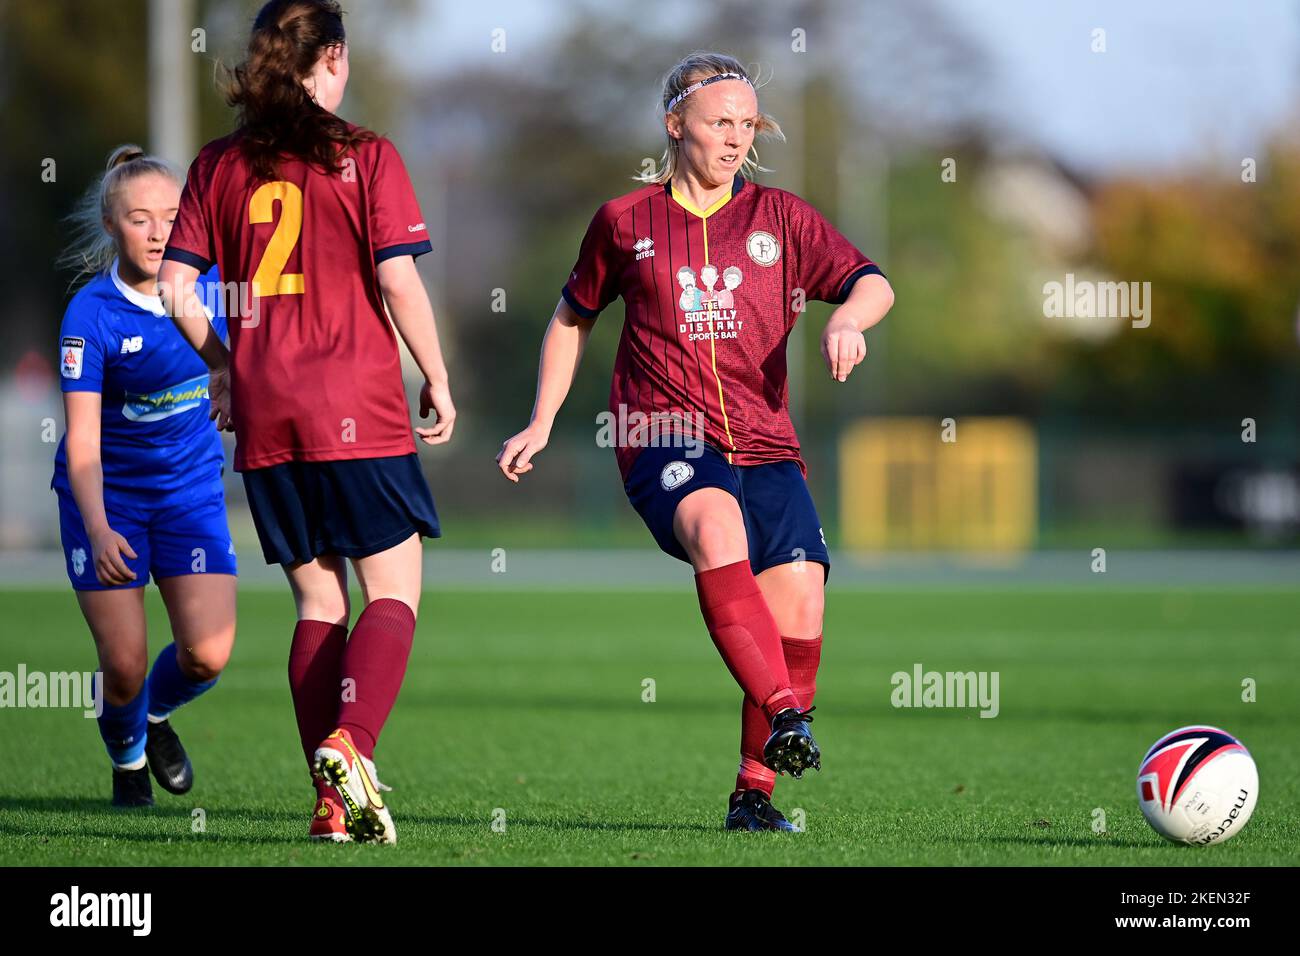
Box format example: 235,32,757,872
938,0,1300,172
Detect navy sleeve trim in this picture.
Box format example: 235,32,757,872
162,246,212,272
831,263,885,304
561,284,601,320
374,240,433,264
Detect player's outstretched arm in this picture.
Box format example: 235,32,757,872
496,297,595,483
821,273,894,382
377,254,456,446
158,259,234,429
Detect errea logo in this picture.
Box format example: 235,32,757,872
634,237,655,261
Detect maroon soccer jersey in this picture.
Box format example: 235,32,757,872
563,174,881,480
164,127,432,471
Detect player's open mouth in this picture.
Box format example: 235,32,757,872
720,155,738,165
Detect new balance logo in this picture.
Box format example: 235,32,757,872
120,336,143,354
634,237,655,260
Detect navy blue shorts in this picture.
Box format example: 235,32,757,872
55,484,236,590
623,443,830,578
242,453,440,566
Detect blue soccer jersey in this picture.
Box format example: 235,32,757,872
53,260,228,500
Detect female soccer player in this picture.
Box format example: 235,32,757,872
55,145,237,808
159,0,453,845
497,52,894,831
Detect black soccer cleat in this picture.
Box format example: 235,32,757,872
725,788,798,832
111,766,155,807
763,706,821,778
145,718,193,795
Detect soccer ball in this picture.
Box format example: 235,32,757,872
1136,725,1258,845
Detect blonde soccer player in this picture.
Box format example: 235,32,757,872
498,52,894,830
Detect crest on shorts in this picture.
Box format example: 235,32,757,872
660,460,694,491
746,230,780,267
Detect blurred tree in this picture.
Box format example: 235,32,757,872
1057,137,1300,423
0,0,412,364
0,0,149,354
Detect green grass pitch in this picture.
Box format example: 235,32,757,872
1,585,1296,866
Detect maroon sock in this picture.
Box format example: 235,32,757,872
736,634,822,795
337,598,415,759
782,633,823,708
287,620,348,769
736,708,777,796
695,560,798,720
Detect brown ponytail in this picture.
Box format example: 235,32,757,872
223,0,374,181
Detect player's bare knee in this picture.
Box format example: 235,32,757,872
684,519,743,567
177,643,230,683
786,591,825,639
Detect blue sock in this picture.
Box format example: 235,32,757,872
98,685,148,769
146,645,218,721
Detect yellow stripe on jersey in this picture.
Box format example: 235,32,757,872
700,215,736,462
670,181,739,462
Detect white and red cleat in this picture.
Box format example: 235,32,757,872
308,787,352,843
312,728,396,845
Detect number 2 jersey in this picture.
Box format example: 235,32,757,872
562,174,883,481
163,126,432,471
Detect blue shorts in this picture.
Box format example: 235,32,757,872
56,484,236,590
242,453,440,566
623,444,830,578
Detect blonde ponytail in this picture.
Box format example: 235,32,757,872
58,144,181,288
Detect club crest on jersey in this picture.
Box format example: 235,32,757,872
660,460,694,491
634,237,655,260
120,335,143,354
746,230,780,266
60,336,85,380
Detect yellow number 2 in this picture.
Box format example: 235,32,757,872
248,181,305,297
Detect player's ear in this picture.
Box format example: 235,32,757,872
326,42,345,73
